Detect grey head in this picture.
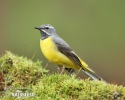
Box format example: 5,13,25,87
34,24,57,40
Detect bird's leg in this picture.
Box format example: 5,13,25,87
57,65,65,74
65,68,75,74
57,65,62,73
44,61,49,68
76,67,82,76
60,65,65,74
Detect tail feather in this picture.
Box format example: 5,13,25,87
83,69,101,80
80,59,108,83
83,69,108,83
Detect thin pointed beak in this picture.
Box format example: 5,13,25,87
34,27,40,30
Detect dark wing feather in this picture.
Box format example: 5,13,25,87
52,36,84,70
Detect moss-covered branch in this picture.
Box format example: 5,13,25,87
0,51,125,100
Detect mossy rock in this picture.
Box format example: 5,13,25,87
0,51,125,100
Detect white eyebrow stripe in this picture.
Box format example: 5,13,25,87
42,29,50,35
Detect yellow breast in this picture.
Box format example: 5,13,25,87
40,37,79,68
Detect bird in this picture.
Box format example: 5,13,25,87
34,24,106,82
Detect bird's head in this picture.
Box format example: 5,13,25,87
35,24,57,39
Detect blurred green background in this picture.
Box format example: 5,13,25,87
0,1,125,85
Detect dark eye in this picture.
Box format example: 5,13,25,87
45,27,49,29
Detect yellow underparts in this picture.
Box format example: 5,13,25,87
40,37,92,71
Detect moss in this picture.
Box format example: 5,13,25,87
33,74,125,100
0,51,125,100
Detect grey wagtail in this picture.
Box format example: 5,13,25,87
34,24,106,82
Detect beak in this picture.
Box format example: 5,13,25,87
34,26,40,30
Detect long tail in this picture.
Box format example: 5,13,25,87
83,68,102,80
80,59,108,83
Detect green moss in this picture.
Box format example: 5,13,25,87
33,74,125,100
0,51,125,100
0,51,48,99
